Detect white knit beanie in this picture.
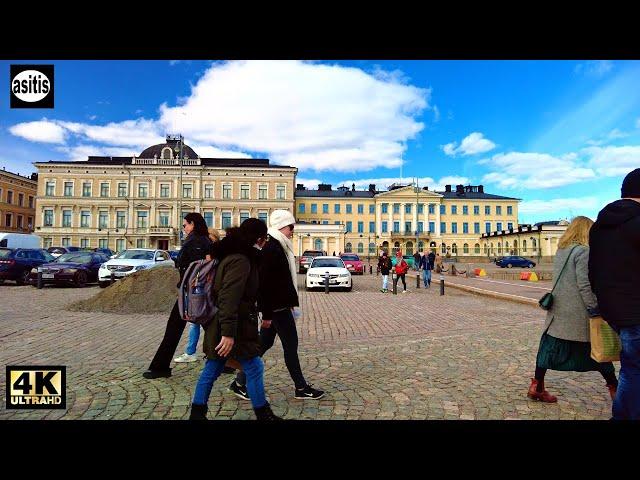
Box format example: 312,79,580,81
270,209,296,231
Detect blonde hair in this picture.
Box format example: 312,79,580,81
557,216,594,249
208,227,221,243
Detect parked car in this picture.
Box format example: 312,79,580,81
340,254,365,275
305,256,352,291
495,255,536,268
0,248,56,285
28,252,110,287
47,246,83,258
298,250,327,273
0,233,41,249
97,249,173,288
168,250,180,262
391,255,416,269
92,248,115,258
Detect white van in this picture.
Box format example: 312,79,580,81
0,233,41,249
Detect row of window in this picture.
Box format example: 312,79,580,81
1,212,34,229
42,210,270,230
42,237,145,251
299,202,514,216
44,181,287,200
434,239,537,255
0,189,35,208
376,221,514,234
299,203,377,215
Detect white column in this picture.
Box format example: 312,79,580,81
387,205,393,232
376,203,382,236
323,236,328,253
413,201,418,232
400,203,405,232
435,203,441,236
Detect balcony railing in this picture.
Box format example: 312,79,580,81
149,226,175,235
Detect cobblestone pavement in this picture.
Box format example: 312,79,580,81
444,274,551,301
0,276,614,420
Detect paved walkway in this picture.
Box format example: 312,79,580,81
0,277,614,420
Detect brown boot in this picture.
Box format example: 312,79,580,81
607,384,617,401
527,378,557,403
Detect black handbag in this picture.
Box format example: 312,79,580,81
538,245,578,310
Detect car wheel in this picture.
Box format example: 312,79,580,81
16,270,30,286
507,263,512,268
99,281,110,288
346,284,352,292
75,271,88,288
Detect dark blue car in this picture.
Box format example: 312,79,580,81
28,252,109,287
496,255,536,268
0,248,56,285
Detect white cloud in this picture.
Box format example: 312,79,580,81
584,145,640,177
336,175,470,192
480,152,596,189
442,132,496,156
188,144,252,159
575,60,613,77
519,197,600,216
607,128,629,140
433,105,440,123
295,178,323,189
54,145,138,162
57,118,162,148
9,120,66,144
636,117,640,129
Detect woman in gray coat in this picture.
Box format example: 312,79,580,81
528,216,618,403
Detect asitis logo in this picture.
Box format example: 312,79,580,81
10,64,54,108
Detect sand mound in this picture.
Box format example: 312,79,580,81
68,265,179,314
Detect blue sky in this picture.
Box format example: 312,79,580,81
2,60,639,224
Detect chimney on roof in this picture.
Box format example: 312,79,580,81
456,184,464,194
422,186,428,191
368,184,376,192
30,173,38,181
352,183,356,192
296,184,305,190
445,185,451,193
318,184,332,191
478,185,484,193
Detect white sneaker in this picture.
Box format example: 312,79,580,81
173,353,198,363
402,290,408,293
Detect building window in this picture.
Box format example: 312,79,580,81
382,221,388,233
463,205,468,215
381,203,388,214
202,211,213,228
484,244,488,254
369,221,375,233
474,205,480,215
27,216,33,229
485,222,491,233
497,222,503,231
474,222,480,234
258,212,268,224
463,222,469,234
405,204,412,214
496,206,502,215
485,205,491,215
441,243,447,254
6,190,13,204
334,204,341,214
463,243,469,254
240,211,250,224
80,238,89,248
452,222,458,234
44,210,53,227
508,222,513,230
507,206,513,215
311,204,317,214
118,183,127,197
440,222,446,234
451,205,457,215
475,243,481,254
159,212,170,227
96,211,108,229
116,239,125,252
17,215,23,229
357,204,364,214
45,182,55,196
405,222,412,233
418,222,424,233
314,238,323,250
276,185,285,200
369,242,376,254
357,221,364,233
429,221,435,233
357,242,364,254
137,211,148,228
523,240,527,252
82,182,91,197
204,185,213,199
62,210,72,227
440,205,446,215
182,184,192,198
258,185,267,200
345,242,352,253
62,237,71,247
346,204,352,214
299,203,305,214
138,184,147,198
222,184,232,199
18,193,24,206
117,211,127,228
43,237,52,249
393,203,400,214
80,211,90,228
239,184,250,200
369,204,375,214
452,243,458,254
393,221,400,233
428,204,435,214
136,239,145,248
27,196,34,209
222,212,232,229
497,242,502,254
100,183,109,197
64,182,73,197
346,221,352,233
160,184,170,197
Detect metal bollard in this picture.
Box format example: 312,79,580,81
392,273,398,295
376,266,379,276
416,273,421,289
110,271,115,285
324,273,330,294
440,273,445,296
37,268,43,289
369,265,373,275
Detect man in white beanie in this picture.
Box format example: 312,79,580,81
229,209,325,400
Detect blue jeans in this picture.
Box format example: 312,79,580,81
382,275,388,290
185,323,201,355
612,325,640,420
422,269,432,287
193,356,266,409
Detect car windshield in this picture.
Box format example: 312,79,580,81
0,248,12,259
303,251,324,257
311,259,344,268
54,253,94,264
115,250,155,260
47,247,66,254
341,255,359,261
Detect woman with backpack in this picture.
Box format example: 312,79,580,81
143,213,213,379
189,218,281,420
395,250,409,293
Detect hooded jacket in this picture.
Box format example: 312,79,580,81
588,199,640,328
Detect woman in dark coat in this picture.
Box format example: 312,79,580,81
144,213,213,379
190,218,281,420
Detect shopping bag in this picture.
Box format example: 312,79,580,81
590,316,621,362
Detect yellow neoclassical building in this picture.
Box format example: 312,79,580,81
293,182,520,260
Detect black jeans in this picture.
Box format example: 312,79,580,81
148,301,187,371
397,274,407,290
236,309,307,389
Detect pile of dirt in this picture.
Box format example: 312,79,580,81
68,266,179,314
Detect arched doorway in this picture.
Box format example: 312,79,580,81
441,243,447,254
382,240,389,255
357,242,364,254
406,241,414,255
393,241,400,256
345,242,352,253
513,239,518,255
314,238,323,251
418,241,424,252
463,243,469,254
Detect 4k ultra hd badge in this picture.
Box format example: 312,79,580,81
10,64,54,108
6,366,66,409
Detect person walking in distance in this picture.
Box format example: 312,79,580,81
395,250,409,292
143,213,213,379
378,251,392,293
589,168,640,420
419,249,432,288
413,250,421,271
229,210,325,401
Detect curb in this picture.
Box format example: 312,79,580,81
446,282,538,306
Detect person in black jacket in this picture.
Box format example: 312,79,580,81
143,213,213,379
378,251,392,292
589,168,640,420
229,209,325,400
